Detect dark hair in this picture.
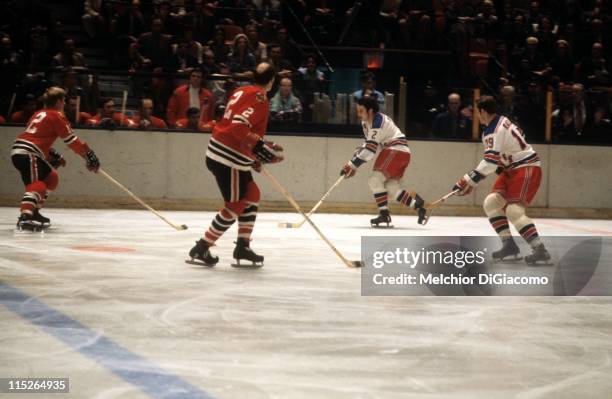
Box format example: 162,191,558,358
186,107,200,117
358,95,379,113
361,71,375,82
477,95,498,114
253,62,276,86
100,97,114,107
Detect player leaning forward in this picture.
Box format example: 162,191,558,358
188,63,283,267
453,96,550,264
11,87,100,231
341,96,427,226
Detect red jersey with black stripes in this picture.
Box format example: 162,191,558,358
476,115,540,176
206,86,269,171
11,109,88,159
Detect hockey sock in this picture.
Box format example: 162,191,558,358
506,203,541,248
39,171,59,208
373,192,389,211
21,181,47,215
489,216,511,238
238,202,258,240
483,193,511,239
204,207,237,244
396,190,416,208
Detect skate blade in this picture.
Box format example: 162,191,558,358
492,255,523,263
371,224,394,229
525,260,555,267
14,226,48,234
185,259,216,267
231,260,264,269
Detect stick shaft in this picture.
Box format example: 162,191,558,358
426,190,459,210
295,175,344,227
98,168,181,230
262,168,355,267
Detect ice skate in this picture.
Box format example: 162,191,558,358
371,209,393,228
492,238,522,262
15,213,46,232
525,244,552,266
412,193,429,225
32,209,51,227
186,239,219,267
231,238,264,268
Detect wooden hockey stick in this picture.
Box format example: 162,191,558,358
278,175,344,228
262,168,362,268
425,189,460,210
98,168,188,231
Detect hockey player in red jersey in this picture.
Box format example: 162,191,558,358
10,87,101,231
340,96,428,226
188,62,283,267
452,96,550,264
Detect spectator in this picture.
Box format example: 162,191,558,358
276,26,304,66
166,68,215,126
1,35,23,67
11,94,38,123
52,38,87,69
155,0,180,36
268,44,295,79
514,37,547,81
24,26,52,69
499,85,518,120
535,16,557,59
579,42,610,86
550,39,576,84
130,98,168,130
82,0,106,38
64,95,92,126
202,48,220,74
227,34,257,78
585,106,612,141
137,17,173,69
188,0,217,44
167,39,199,73
174,107,211,131
111,0,146,39
553,105,576,141
569,83,588,135
180,24,204,64
245,24,267,62
87,97,131,128
516,80,547,141
352,71,385,112
432,93,470,139
270,77,302,122
298,54,326,122
207,27,230,64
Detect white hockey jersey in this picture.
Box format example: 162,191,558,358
475,115,541,176
351,112,410,167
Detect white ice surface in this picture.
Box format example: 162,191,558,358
1,207,612,399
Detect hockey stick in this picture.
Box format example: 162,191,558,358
119,90,127,127
278,175,344,228
421,189,460,225
98,168,188,231
262,168,362,268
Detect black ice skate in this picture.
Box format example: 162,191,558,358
15,212,45,232
492,238,522,262
231,238,264,268
371,209,393,228
412,193,429,225
186,239,219,267
525,244,552,266
33,209,51,226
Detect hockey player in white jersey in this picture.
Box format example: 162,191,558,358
340,96,427,226
452,96,550,264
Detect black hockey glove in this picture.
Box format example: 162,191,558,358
85,150,100,172
253,140,283,163
48,148,66,168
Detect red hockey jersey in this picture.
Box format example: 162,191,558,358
206,86,269,170
11,109,88,160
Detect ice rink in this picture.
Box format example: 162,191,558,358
1,207,612,399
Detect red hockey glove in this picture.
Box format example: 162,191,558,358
452,177,473,196
340,162,357,178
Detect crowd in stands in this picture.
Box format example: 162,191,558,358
0,0,610,142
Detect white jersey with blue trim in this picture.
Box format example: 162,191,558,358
475,115,541,176
350,112,410,167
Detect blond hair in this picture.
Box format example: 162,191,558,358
43,87,66,108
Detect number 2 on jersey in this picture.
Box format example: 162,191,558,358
223,90,254,121
24,112,47,134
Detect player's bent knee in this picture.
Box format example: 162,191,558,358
225,200,247,216
384,179,400,199
44,171,59,191
368,172,386,193
506,203,527,224
26,181,47,196
483,193,506,215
